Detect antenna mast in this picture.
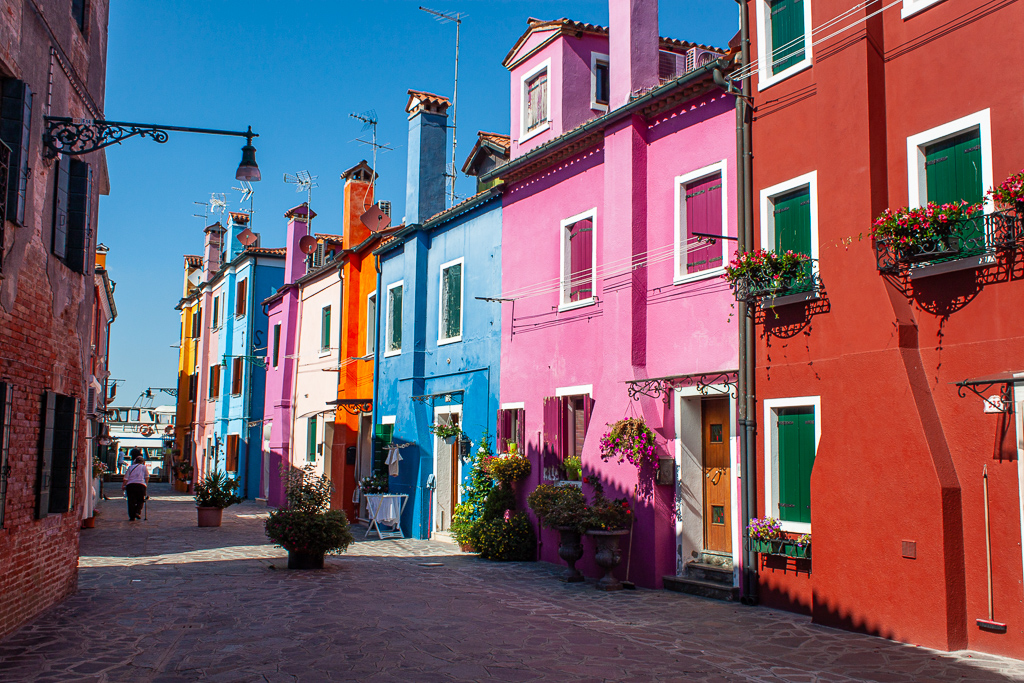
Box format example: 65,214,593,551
283,171,319,233
350,110,393,207
419,6,464,207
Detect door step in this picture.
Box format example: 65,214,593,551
663,575,739,602
698,551,734,570
684,561,734,585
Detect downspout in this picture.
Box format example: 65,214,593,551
735,0,758,606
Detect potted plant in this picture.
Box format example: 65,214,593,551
482,443,531,485
174,459,194,485
466,440,535,561
194,470,243,527
989,168,1024,214
528,483,587,582
746,516,782,554
81,509,99,529
599,418,659,473
429,422,462,444
583,476,632,591
265,464,354,569
564,455,582,481
723,249,813,300
871,200,982,262
92,460,109,481
358,471,389,494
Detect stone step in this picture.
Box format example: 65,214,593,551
663,575,739,602
683,561,734,585
698,551,734,569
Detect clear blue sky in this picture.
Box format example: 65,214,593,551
99,1,738,406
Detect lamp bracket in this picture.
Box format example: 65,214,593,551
43,116,257,157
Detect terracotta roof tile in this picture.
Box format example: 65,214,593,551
184,255,202,268
244,246,286,256
314,233,345,243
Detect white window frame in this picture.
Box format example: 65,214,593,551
366,291,377,356
674,159,729,284
319,305,332,357
519,58,551,144
906,109,993,213
384,280,404,358
902,0,945,20
437,257,465,346
559,208,598,312
755,0,813,91
381,415,396,426
501,402,526,410
759,170,819,277
590,52,609,113
555,384,593,397
762,395,820,534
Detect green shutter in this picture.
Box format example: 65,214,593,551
390,286,403,350
925,129,984,251
769,0,805,75
777,408,814,524
307,415,317,462
444,264,461,339
373,423,394,473
773,187,813,288
321,307,331,351
272,325,280,367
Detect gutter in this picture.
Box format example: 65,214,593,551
479,57,729,184
373,186,503,257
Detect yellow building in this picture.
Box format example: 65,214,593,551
173,254,203,492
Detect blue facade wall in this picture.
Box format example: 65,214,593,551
375,194,502,539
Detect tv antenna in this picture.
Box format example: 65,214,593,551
419,6,464,207
209,193,227,222
350,110,392,200
284,170,318,232
232,180,255,225
192,201,208,225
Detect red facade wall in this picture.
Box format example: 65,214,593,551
748,0,1024,656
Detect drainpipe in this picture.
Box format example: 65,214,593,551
734,0,758,606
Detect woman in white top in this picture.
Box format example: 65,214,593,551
121,451,149,521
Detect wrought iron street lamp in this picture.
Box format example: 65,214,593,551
42,117,261,181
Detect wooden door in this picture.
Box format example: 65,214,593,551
434,412,460,532
702,399,731,554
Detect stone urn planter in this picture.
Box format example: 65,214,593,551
196,506,224,527
556,526,584,583
287,551,325,570
587,529,630,591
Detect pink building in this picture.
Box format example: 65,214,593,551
194,222,225,482
483,2,740,593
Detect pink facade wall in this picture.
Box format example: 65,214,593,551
500,87,738,588
262,291,297,508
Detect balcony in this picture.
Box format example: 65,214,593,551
874,210,1022,274
731,265,819,307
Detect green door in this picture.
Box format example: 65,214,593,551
777,407,814,524
924,128,983,253
769,0,805,74
773,187,812,290
373,423,394,473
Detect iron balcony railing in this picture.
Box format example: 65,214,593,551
731,262,820,307
874,210,1022,274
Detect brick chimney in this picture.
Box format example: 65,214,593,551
227,211,250,261
202,222,225,281
340,160,376,250
283,204,315,284
404,89,450,225
609,0,659,109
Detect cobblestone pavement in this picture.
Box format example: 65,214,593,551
2,485,1024,682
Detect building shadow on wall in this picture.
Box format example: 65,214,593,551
758,286,832,340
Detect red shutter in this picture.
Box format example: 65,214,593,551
557,396,570,464
496,409,508,452
581,395,595,447
569,219,593,301
685,174,722,274
516,409,526,455
542,397,559,478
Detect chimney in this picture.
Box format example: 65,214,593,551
404,89,450,225
202,222,225,280
283,204,316,284
340,160,376,250
609,0,659,109
227,212,250,261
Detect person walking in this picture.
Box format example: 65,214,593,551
122,451,149,521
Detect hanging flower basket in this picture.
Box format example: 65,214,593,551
723,249,813,303
429,422,462,443
599,418,658,471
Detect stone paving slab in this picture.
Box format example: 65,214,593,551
1,484,1023,681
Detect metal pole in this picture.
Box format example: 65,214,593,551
449,17,460,206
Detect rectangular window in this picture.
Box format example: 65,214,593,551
439,260,463,343
496,407,525,454
209,365,221,399
373,422,394,473
385,282,403,355
212,296,220,329
760,172,818,295
72,0,87,33
307,416,318,462
191,306,201,338
0,78,33,226
769,0,806,74
525,69,548,132
0,383,12,527
51,154,70,260
236,278,247,316
592,54,610,109
542,394,593,479
225,434,239,473
676,163,728,281
272,324,281,368
321,305,332,352
231,357,243,395
560,210,596,308
764,397,819,533
37,392,79,517
366,293,377,356
65,159,92,273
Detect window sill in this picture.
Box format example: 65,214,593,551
558,297,597,313
674,266,726,286
519,122,550,145
383,349,402,358
318,349,332,358
757,58,812,92
779,520,810,535
909,253,994,280
437,335,462,346
901,0,946,19
590,102,608,113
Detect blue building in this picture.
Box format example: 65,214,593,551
209,212,285,498
373,92,509,540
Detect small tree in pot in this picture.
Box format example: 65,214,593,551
265,464,354,569
194,470,243,527
528,483,587,582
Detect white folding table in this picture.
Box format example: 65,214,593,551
364,493,409,540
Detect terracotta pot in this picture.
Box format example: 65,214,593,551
460,543,476,553
81,516,96,529
587,529,630,591
196,506,223,527
555,526,584,583
288,551,325,570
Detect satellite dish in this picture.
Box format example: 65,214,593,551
237,228,257,246
360,203,392,233
299,235,318,255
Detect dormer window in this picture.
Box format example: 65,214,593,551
591,54,610,111
520,59,551,142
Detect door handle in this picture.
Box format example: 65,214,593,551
708,467,725,485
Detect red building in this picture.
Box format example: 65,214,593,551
741,0,1024,657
